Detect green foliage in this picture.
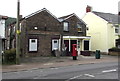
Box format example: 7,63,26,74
3,48,16,64
118,35,120,38
108,47,120,52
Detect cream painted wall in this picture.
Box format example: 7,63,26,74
83,12,118,53
107,24,119,49
0,19,5,38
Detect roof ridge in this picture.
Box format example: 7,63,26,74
25,8,60,22
92,11,118,15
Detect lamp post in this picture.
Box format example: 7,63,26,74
16,0,20,64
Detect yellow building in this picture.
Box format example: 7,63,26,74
82,6,120,53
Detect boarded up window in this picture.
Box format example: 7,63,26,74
29,39,38,52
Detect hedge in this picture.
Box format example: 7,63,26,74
108,47,120,52
4,48,16,64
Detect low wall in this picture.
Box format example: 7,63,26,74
108,51,119,56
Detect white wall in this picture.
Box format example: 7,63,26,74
0,19,5,38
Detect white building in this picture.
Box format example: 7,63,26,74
0,15,8,55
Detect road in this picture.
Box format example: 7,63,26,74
2,62,118,80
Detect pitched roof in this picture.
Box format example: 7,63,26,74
92,11,119,24
5,17,16,27
25,8,60,22
58,13,74,19
0,15,8,20
58,13,86,25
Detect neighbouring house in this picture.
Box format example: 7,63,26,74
0,15,8,55
58,13,91,55
82,5,120,53
5,17,16,50
6,8,91,57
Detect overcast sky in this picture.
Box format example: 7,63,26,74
0,0,120,18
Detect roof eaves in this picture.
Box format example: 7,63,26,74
25,8,60,22
63,13,75,20
73,13,87,25
92,11,118,24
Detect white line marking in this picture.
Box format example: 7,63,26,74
43,63,53,65
30,71,33,72
102,69,117,73
40,70,43,72
34,77,38,79
69,75,82,80
51,68,59,70
84,74,95,78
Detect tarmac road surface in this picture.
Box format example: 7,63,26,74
2,61,118,80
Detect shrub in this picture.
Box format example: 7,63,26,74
108,47,120,52
4,48,16,64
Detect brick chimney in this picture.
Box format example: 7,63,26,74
86,5,92,13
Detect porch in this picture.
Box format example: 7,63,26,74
62,36,91,56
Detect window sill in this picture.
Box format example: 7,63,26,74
28,51,38,53
78,31,83,33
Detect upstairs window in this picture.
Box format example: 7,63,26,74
115,27,119,33
63,22,69,31
114,24,119,34
77,23,82,32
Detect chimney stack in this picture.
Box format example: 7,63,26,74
86,5,92,13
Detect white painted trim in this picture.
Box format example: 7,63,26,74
59,38,61,51
83,40,90,51
29,39,38,51
69,38,71,52
63,36,91,39
61,13,87,25
52,39,59,51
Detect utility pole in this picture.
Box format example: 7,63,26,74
16,0,20,64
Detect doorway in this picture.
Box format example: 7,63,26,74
84,40,89,50
64,40,69,56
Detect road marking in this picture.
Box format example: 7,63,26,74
30,71,33,72
51,68,59,70
33,77,39,79
84,74,95,78
69,75,82,80
13,72,20,74
40,70,43,72
102,69,117,73
43,63,53,65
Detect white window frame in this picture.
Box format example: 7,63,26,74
29,39,38,52
77,23,82,32
52,39,59,51
63,22,69,31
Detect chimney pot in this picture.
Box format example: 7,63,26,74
86,5,92,13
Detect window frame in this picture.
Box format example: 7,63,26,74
63,22,69,31
28,38,38,52
77,23,82,32
115,27,119,34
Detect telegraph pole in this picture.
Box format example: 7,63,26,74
16,0,20,64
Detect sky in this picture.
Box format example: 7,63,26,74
0,0,120,18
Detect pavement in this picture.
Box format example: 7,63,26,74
1,54,118,73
